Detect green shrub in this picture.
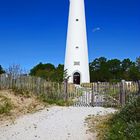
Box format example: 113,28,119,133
0,96,13,115
12,88,31,98
38,93,73,106
104,96,140,140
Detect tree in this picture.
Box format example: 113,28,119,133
89,57,140,82
29,63,64,82
90,57,110,82
136,56,140,71
129,65,140,81
121,59,135,80
0,65,5,75
6,64,22,79
107,59,121,80
121,59,134,71
30,63,55,76
55,64,64,82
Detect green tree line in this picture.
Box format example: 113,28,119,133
1,57,140,82
90,57,140,82
29,57,140,82
30,63,64,82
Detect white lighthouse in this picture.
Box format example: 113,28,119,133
64,0,90,84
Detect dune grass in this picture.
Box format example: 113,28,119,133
86,95,140,140
103,96,140,140
0,95,13,115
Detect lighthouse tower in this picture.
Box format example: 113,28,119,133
64,0,90,84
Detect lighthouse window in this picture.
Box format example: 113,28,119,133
76,19,79,21
74,61,80,66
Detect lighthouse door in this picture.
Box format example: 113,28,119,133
73,72,80,85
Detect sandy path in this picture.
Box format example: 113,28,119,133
0,106,116,140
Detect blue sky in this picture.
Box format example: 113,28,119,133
0,0,140,71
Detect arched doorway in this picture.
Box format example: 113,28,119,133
73,72,80,85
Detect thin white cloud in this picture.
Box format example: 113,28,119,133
92,27,101,32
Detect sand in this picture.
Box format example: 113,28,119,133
0,106,116,140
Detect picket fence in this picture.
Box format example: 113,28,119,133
0,74,140,107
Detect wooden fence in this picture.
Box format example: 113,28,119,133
0,74,140,106
80,81,140,106
0,74,64,100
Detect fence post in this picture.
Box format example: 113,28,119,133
138,80,140,94
91,83,95,106
120,80,126,106
64,79,68,102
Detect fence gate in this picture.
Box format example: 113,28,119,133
73,86,93,107
66,83,121,107
67,81,140,107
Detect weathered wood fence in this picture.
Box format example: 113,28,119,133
80,80,140,106
0,74,140,106
0,74,76,101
